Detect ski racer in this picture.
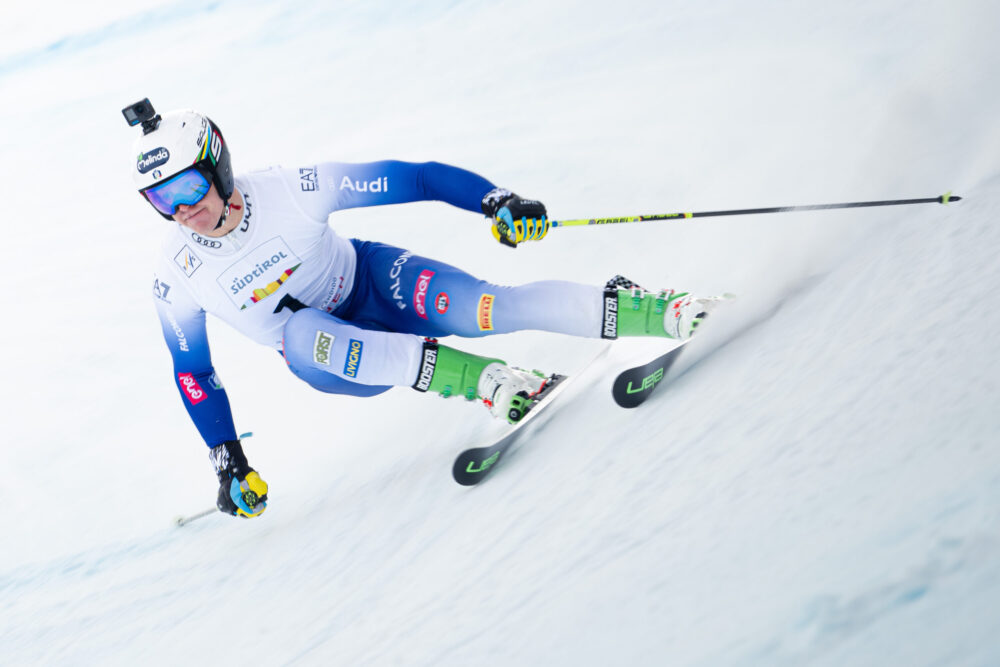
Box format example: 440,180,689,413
125,99,721,519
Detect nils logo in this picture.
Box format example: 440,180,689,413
413,270,435,319
313,330,334,366
478,294,495,331
178,372,206,405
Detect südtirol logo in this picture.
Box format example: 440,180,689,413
216,237,303,310
478,294,495,331
313,330,334,366
137,147,170,173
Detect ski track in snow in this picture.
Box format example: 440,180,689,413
2,1,1000,665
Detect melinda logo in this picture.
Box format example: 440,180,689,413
137,147,170,173
343,339,363,378
178,372,206,405
413,270,434,319
313,330,334,366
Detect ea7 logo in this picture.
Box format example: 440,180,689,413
313,330,334,366
299,166,318,191
153,278,171,303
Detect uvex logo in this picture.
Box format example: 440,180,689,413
178,372,206,405
414,270,434,319
137,147,170,173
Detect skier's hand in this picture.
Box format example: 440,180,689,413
209,439,268,518
481,187,549,248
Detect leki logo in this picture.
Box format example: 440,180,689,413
313,330,334,366
435,292,449,314
413,270,435,319
477,294,495,331
178,372,206,404
343,339,363,378
137,147,170,173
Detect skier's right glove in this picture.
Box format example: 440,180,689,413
481,187,549,248
209,439,268,518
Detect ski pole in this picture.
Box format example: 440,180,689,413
549,192,960,228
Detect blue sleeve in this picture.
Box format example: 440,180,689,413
290,161,496,218
153,275,238,447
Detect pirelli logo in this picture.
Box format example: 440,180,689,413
601,289,618,339
414,345,438,392
478,293,495,331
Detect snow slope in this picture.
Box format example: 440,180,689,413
2,0,999,664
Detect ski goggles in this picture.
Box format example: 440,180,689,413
141,167,212,216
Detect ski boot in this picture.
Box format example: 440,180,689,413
604,275,727,340
411,339,558,424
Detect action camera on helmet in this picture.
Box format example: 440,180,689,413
122,98,162,135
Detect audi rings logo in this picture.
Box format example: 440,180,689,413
137,147,170,173
191,232,222,249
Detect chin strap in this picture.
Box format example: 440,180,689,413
215,198,239,231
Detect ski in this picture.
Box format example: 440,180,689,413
453,346,611,485
611,276,823,408
612,339,692,408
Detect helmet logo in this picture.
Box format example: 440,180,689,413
210,130,222,165
137,147,170,173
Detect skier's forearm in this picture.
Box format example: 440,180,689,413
173,366,239,447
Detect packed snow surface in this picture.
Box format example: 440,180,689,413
2,1,999,664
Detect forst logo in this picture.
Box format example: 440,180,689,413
313,330,334,366
602,294,618,339
178,372,206,405
413,270,435,319
137,147,170,174
343,339,363,378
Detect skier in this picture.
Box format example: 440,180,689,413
125,100,720,518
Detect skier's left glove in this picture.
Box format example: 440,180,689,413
209,439,268,518
481,187,549,248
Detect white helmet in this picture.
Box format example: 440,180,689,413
125,100,234,220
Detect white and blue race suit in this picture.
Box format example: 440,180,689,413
152,161,603,447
